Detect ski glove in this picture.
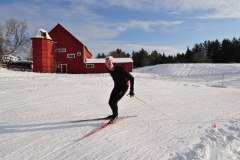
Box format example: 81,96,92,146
129,91,135,97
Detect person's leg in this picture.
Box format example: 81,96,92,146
108,86,128,116
109,87,119,116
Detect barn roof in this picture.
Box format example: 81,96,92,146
85,58,133,64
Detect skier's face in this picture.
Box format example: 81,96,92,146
105,59,114,70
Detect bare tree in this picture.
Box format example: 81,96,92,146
0,19,30,59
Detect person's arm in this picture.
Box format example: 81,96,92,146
122,68,134,97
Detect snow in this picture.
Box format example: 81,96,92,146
32,29,52,40
1,63,240,160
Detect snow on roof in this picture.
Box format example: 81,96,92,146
2,54,19,59
33,29,52,40
85,58,133,64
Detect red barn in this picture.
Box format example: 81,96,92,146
31,24,133,74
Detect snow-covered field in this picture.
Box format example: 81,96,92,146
1,63,240,160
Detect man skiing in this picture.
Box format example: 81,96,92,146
105,56,135,124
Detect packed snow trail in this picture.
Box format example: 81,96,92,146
1,64,240,160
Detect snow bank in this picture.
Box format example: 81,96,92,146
134,63,240,89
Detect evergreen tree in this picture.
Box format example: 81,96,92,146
222,39,234,63
185,47,193,63
232,37,240,62
210,40,222,63
149,50,160,65
131,49,149,68
109,48,128,58
96,53,106,58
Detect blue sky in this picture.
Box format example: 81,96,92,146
1,0,240,57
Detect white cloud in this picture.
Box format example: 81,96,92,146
75,20,183,43
95,0,240,19
116,20,184,32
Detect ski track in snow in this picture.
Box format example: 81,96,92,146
1,64,240,160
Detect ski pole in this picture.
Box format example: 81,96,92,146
133,96,146,104
135,95,170,117
126,94,170,118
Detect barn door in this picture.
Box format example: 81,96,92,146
60,64,67,73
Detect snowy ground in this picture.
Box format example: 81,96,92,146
1,64,240,160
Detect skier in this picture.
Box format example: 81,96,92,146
105,56,135,124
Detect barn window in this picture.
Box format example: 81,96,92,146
86,64,94,68
41,31,47,38
67,54,75,58
77,52,81,56
55,48,66,53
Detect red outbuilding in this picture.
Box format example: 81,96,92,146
31,23,133,74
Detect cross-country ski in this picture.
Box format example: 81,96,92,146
78,116,137,141
70,115,137,123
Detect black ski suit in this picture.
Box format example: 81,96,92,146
108,65,134,116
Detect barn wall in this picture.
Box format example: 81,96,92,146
49,24,85,74
32,38,54,73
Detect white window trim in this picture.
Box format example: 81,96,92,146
86,64,94,68
55,48,66,53
67,54,75,58
77,52,81,56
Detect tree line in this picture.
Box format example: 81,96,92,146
97,38,240,68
